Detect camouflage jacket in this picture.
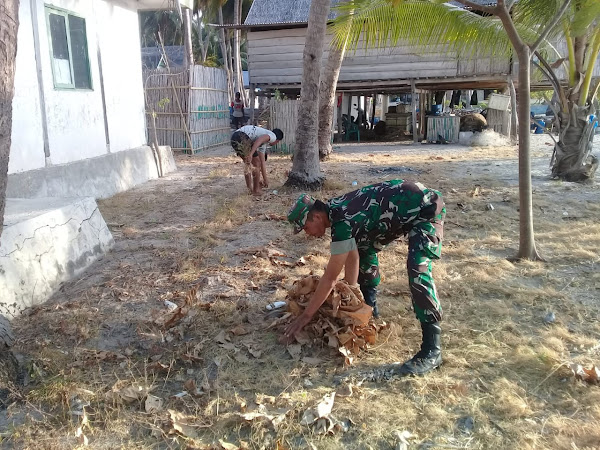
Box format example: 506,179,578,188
327,180,443,255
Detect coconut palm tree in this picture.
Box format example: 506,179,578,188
520,0,600,182
285,0,333,188
332,0,575,261
318,0,352,160
0,0,20,389
1,0,19,239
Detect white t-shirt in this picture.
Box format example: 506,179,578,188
237,125,277,144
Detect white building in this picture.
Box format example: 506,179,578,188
1,0,189,318
8,0,190,198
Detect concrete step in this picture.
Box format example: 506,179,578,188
0,197,114,318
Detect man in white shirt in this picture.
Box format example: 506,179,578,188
231,125,283,195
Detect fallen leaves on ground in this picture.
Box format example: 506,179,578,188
237,402,290,431
264,213,286,221
145,395,164,413
236,245,294,266
284,276,388,365
154,288,212,330
299,392,351,435
167,409,211,439
570,363,600,384
105,382,154,403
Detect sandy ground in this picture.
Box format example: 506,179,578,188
4,133,600,449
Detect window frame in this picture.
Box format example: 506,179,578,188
45,5,93,91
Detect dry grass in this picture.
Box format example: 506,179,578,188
7,142,600,449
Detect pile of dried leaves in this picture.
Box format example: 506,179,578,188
285,275,387,365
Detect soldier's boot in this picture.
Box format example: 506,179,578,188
360,285,379,318
399,322,442,375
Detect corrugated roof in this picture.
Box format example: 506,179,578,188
244,0,498,26
244,0,343,26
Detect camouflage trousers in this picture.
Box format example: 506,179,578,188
357,203,445,324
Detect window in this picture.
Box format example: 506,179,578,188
46,6,92,90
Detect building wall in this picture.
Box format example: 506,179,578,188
248,27,511,86
95,1,146,153
9,0,46,174
9,0,146,175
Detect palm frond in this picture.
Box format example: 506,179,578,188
512,0,564,38
331,0,512,58
570,0,600,38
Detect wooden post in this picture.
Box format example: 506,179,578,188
337,92,344,142
411,80,418,143
508,76,518,141
250,84,256,125
371,94,377,129
347,93,352,125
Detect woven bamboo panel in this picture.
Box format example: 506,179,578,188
144,66,229,154
426,116,460,143
269,99,298,154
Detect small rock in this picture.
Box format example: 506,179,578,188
485,203,495,211
457,416,475,434
563,211,569,216
544,311,556,324
164,300,178,312
303,379,313,387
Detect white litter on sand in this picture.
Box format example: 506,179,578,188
468,129,512,147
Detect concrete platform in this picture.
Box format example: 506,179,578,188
0,197,114,318
6,145,176,199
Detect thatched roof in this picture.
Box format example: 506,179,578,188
244,0,498,26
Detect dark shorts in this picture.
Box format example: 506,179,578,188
231,131,251,158
253,151,267,161
231,131,267,161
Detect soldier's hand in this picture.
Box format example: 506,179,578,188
284,312,313,341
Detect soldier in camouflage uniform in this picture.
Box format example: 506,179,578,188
285,180,445,375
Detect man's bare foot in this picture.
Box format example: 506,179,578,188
252,190,263,196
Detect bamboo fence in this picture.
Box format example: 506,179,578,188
144,65,230,154
426,116,461,143
269,99,298,155
487,109,511,136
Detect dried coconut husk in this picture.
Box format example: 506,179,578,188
286,276,387,365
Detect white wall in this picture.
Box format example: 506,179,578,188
9,0,147,174
95,0,146,152
38,0,107,166
9,0,46,174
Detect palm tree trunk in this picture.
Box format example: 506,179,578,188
183,8,194,67
233,0,242,95
318,24,348,160
196,16,205,63
551,104,598,181
202,31,210,62
497,4,542,261
514,46,541,260
218,6,233,99
226,32,235,99
285,0,332,188
0,0,19,238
